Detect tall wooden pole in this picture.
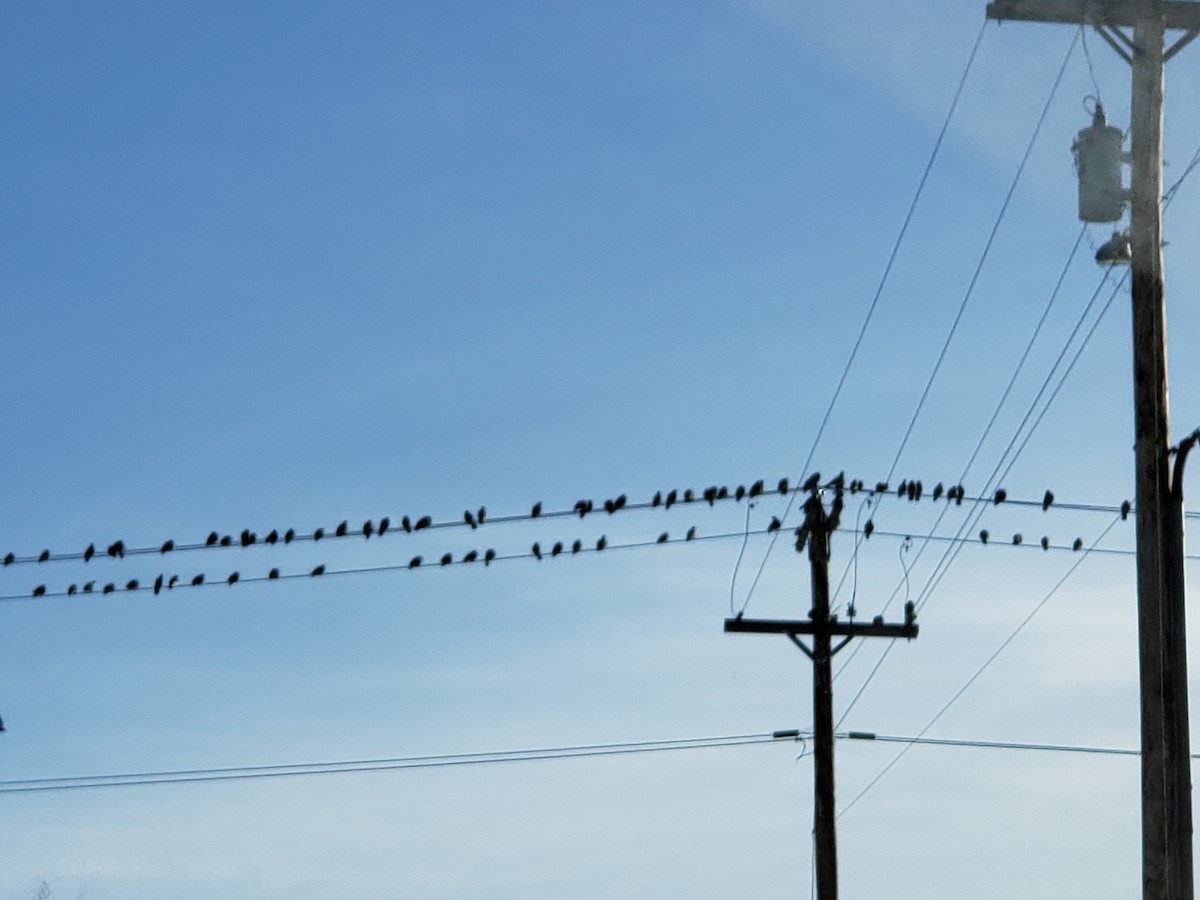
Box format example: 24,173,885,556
807,498,838,900
982,5,1198,895
1129,15,1171,897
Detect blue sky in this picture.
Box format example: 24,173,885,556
3,2,1200,897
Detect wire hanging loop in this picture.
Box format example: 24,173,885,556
899,535,914,602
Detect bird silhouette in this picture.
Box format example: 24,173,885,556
83,581,95,593
932,483,944,501
993,489,1007,505
952,485,965,506
268,568,279,579
1041,536,1050,551
311,565,325,577
1073,537,1084,551
191,575,204,587
912,481,923,501
703,487,718,506
284,528,296,544
103,583,115,594
597,535,607,551
313,528,325,541
440,553,452,566
463,550,479,563
683,489,695,502
265,530,278,545
2,553,12,566
206,532,219,547
897,480,908,498
464,510,477,529
575,499,591,518
906,482,917,501
604,499,615,513
379,517,390,537
402,516,413,533
1121,500,1132,520
979,529,989,544
735,485,746,502
484,549,496,565
874,482,888,495
850,479,864,494
767,516,782,532
415,516,432,531
572,539,582,554
717,485,729,500
83,543,95,562
780,477,792,495
749,480,764,498
826,473,844,491
335,521,348,538
32,585,45,597
227,572,239,585
1012,534,1023,545
803,473,821,492
1042,490,1055,511
665,490,678,509
107,540,125,559
160,540,174,554
124,580,136,592
531,502,542,518
652,491,663,507
864,519,875,538
241,530,255,547
657,532,668,543
477,506,487,524
168,575,179,589
363,520,374,539
154,575,164,595
686,526,696,541
409,556,422,569
532,542,542,560
220,535,232,547
67,584,77,596
38,550,49,563
552,542,563,556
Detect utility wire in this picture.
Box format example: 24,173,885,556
839,730,1149,758
838,513,1123,819
733,18,990,617
0,731,794,795
884,31,1078,485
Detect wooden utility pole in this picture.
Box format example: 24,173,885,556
985,4,1200,898
725,488,918,900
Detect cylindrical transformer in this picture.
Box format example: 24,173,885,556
1073,104,1125,223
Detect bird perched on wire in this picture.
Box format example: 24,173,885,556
596,535,607,551
415,516,432,531
767,516,782,532
408,556,422,569
1121,500,1132,520
1041,536,1050,550
484,549,496,566
657,532,669,543
191,575,204,587
463,550,479,563
38,550,49,563
932,483,944,502
285,528,296,544
335,521,348,538
464,510,477,529
362,520,374,539
83,543,95,562
154,575,164,595
440,553,452,566
665,490,678,509
572,539,582,554
220,535,232,547
313,528,325,541
552,542,563,556
993,489,1007,505
1073,537,1084,552
686,526,696,541
749,480,764,498
311,564,325,577
1042,490,1055,511
477,507,487,525
241,530,255,547
864,519,875,539
979,529,989,544
206,532,219,547
227,572,239,585
802,473,820,493
160,540,174,554
268,569,279,580
402,516,413,533
107,540,125,559
379,517,391,537
265,529,280,545
532,542,542,560
531,502,542,518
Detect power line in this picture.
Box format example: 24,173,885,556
884,31,1079,486
837,513,1124,819
734,18,991,617
0,730,794,795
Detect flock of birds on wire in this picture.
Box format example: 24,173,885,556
2,472,1126,600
